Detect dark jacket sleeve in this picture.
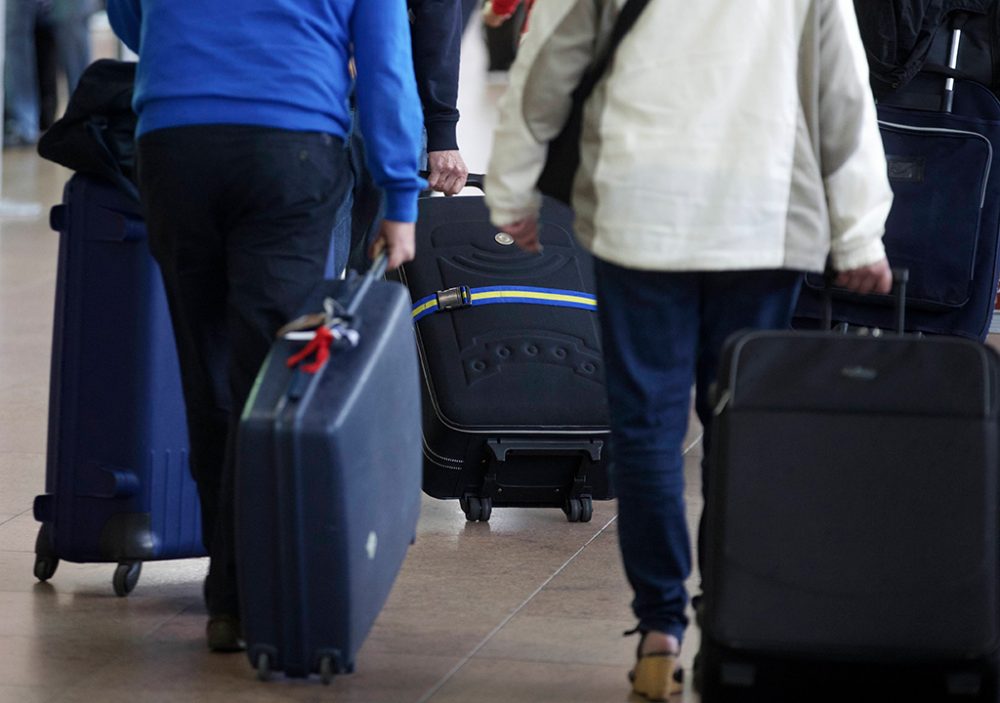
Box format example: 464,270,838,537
408,0,463,152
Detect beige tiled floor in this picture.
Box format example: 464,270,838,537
0,19,708,703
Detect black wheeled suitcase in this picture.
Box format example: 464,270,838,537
236,257,422,683
391,176,611,523
699,275,1000,702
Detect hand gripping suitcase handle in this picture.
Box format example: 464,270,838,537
419,171,486,193
821,267,909,334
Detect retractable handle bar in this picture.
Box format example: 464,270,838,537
821,267,909,334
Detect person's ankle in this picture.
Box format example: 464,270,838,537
640,630,680,657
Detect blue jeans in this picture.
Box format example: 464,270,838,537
594,259,803,643
5,0,91,142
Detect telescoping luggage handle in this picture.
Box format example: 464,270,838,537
821,267,909,334
943,27,962,113
345,249,388,317
281,251,389,376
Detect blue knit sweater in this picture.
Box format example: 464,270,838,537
107,0,425,222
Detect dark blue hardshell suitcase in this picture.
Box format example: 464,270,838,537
794,76,1000,340
32,174,205,596
236,262,422,683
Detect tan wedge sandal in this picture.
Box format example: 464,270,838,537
627,631,682,701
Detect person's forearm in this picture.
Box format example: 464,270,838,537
818,0,893,271
353,0,426,222
410,0,463,152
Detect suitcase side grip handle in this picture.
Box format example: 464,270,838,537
487,438,603,464
49,205,67,232
116,214,147,243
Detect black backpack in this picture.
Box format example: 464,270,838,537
854,0,1000,99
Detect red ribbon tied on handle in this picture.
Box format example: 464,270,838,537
286,325,334,374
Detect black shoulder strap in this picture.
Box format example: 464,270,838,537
575,0,653,102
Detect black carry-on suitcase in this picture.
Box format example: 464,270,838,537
794,27,1000,340
236,255,422,683
391,175,612,523
699,272,1000,702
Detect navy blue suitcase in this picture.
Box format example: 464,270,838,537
32,174,205,596
795,71,1000,340
236,259,422,683
391,179,612,524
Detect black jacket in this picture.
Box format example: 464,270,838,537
409,0,463,152
854,0,993,97
37,59,140,201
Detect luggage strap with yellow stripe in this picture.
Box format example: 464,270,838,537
411,286,597,322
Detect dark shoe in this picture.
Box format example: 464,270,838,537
206,615,245,653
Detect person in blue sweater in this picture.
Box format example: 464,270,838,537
106,0,426,652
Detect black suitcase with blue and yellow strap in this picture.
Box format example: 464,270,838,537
392,177,612,523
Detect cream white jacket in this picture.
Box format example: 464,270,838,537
485,0,892,273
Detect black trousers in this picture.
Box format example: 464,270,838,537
138,125,351,616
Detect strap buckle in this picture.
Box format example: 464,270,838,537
435,286,472,311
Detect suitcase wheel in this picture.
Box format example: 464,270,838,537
112,561,142,597
564,497,593,523
33,555,59,582
460,495,492,523
319,655,334,685
256,652,272,682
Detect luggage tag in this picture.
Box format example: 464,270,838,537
281,297,360,375
277,250,387,383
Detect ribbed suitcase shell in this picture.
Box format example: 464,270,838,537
700,330,1000,702
33,174,204,594
394,194,611,520
236,277,422,681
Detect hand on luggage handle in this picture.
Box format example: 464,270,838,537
821,267,909,334
419,170,485,194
